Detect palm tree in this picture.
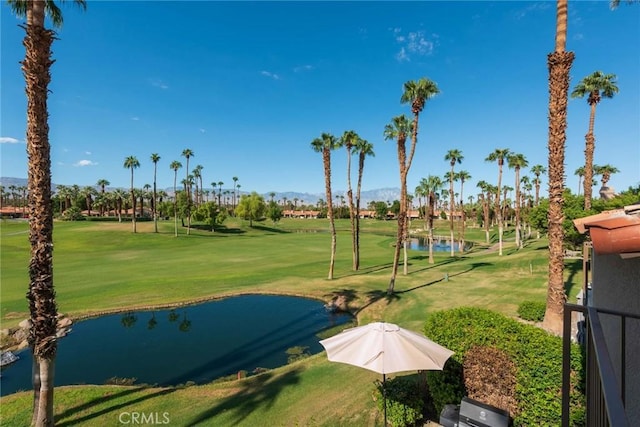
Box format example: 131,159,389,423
456,170,471,252
543,0,575,335
217,181,223,206
8,1,86,421
232,176,239,211
485,148,510,256
396,77,439,282
424,175,443,263
123,156,140,233
81,186,95,216
181,149,194,234
339,130,360,271
384,115,413,293
192,164,203,206
150,153,160,233
476,180,492,244
508,153,529,249
170,160,182,237
354,138,374,270
595,163,619,188
444,150,463,257
530,165,546,205
96,179,109,216
571,71,619,210
574,166,585,195
311,133,340,280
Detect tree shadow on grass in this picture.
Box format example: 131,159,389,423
185,368,302,426
353,290,402,315
56,386,177,426
187,224,245,234
564,258,583,298
249,224,290,233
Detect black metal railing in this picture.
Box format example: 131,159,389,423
562,303,638,426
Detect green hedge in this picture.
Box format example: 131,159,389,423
423,307,585,426
517,301,546,322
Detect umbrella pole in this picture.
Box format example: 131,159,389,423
383,373,387,426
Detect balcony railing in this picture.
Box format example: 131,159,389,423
562,303,638,426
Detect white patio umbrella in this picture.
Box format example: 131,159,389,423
319,322,454,426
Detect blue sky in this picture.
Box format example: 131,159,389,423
2,1,639,198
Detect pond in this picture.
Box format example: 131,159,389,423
408,236,471,252
0,294,352,396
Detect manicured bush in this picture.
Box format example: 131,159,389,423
517,300,546,322
373,375,424,427
424,307,585,426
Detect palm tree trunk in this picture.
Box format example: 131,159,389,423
583,103,597,210
355,153,366,270
388,171,407,294
23,3,58,424
543,0,574,336
323,148,336,280
346,150,357,271
428,193,435,264
497,167,504,256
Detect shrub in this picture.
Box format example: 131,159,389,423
424,307,585,426
373,375,424,427
517,301,546,322
60,206,85,221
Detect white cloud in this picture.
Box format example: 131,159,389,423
0,137,21,144
396,47,409,62
74,160,98,167
260,70,280,80
293,64,314,73
131,117,140,121
85,151,92,155
199,128,206,133
514,2,551,20
149,78,169,89
392,29,437,62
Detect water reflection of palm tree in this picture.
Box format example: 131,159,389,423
168,309,180,322
179,312,192,332
121,312,137,328
147,312,158,330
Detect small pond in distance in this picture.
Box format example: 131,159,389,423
0,294,352,396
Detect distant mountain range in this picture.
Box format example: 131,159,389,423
0,177,401,206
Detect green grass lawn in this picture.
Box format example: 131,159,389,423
0,217,583,426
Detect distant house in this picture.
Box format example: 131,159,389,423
283,210,319,219
567,204,640,425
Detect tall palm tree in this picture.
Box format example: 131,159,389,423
123,156,140,233
8,1,86,422
530,165,546,205
170,160,182,237
476,180,492,244
396,77,439,282
150,153,160,233
571,71,619,210
485,148,510,256
311,133,340,280
543,0,575,335
232,176,239,211
384,115,413,293
508,153,529,249
339,130,360,271
217,181,223,206
181,149,194,234
192,164,203,206
444,149,463,257
354,138,374,270
456,170,471,252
